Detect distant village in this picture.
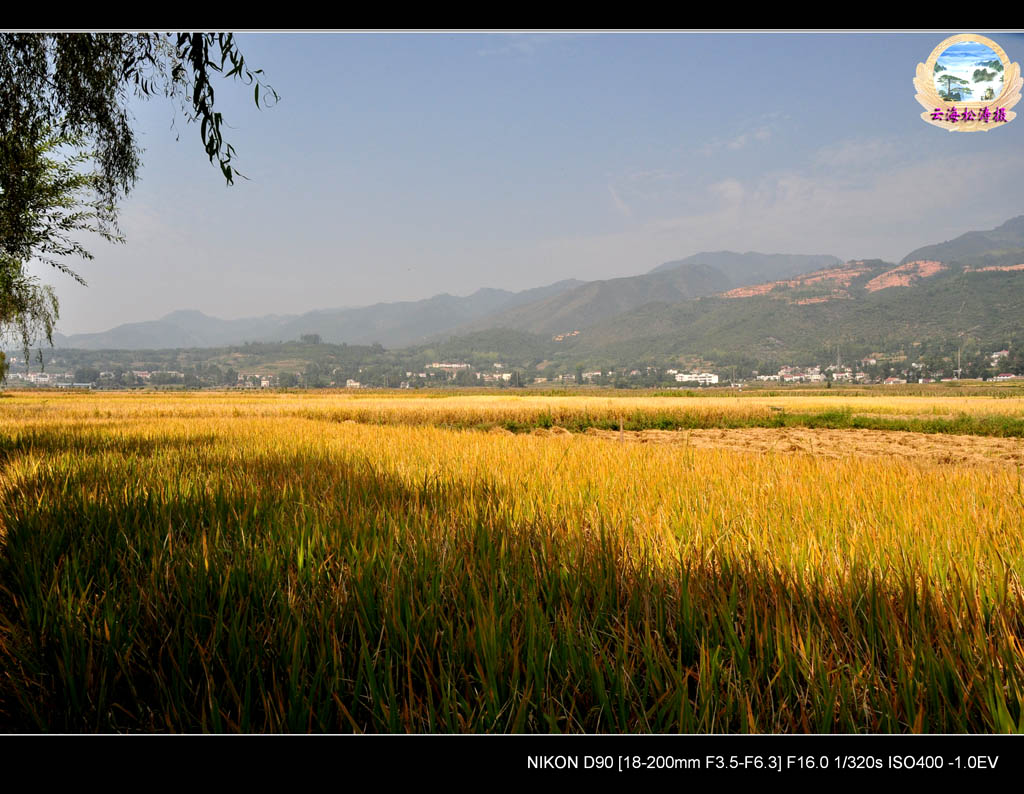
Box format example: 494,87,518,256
3,346,1021,391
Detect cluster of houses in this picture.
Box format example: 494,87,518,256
750,352,1023,385
478,372,513,383
990,350,1019,380
530,367,719,385
14,374,95,389
6,371,60,385
755,364,866,384
2,369,184,388
427,362,471,372
236,373,276,389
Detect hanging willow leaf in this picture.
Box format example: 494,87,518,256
0,32,277,366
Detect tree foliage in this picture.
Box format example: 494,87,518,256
0,33,276,372
937,73,971,100
0,257,58,374
0,129,121,284
0,130,116,373
1,33,278,207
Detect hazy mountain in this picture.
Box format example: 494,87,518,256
49,215,1024,359
548,221,1024,361
648,251,843,285
426,221,1024,365
453,263,731,337
900,215,1024,264
561,255,1024,362
52,311,295,351
53,279,584,351
271,280,584,348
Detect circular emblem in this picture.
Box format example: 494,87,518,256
914,34,1021,131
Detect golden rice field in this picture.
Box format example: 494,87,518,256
6,388,1024,425
0,390,1022,732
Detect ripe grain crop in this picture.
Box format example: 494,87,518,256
3,389,1024,435
0,391,1022,731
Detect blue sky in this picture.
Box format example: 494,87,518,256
32,31,1024,334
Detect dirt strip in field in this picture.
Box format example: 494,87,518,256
574,426,1024,467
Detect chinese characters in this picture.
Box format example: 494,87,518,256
931,106,1008,123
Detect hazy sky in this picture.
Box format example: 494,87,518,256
28,31,1024,334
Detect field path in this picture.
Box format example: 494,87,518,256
582,426,1024,467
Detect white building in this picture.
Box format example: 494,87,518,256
675,372,719,385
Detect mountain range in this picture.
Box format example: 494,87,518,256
48,216,1024,363
50,253,851,351
557,256,1024,364
53,279,583,350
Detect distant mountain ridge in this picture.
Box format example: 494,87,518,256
271,279,584,348
47,215,1023,358
900,215,1024,264
429,217,1023,365
451,262,731,337
559,256,1024,362
53,279,584,351
54,251,838,351
648,251,843,285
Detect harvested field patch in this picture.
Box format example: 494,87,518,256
584,426,1024,467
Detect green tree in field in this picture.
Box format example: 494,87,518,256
1,129,122,377
1004,345,1024,375
304,362,323,388
0,33,277,372
73,366,100,383
1,255,56,378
